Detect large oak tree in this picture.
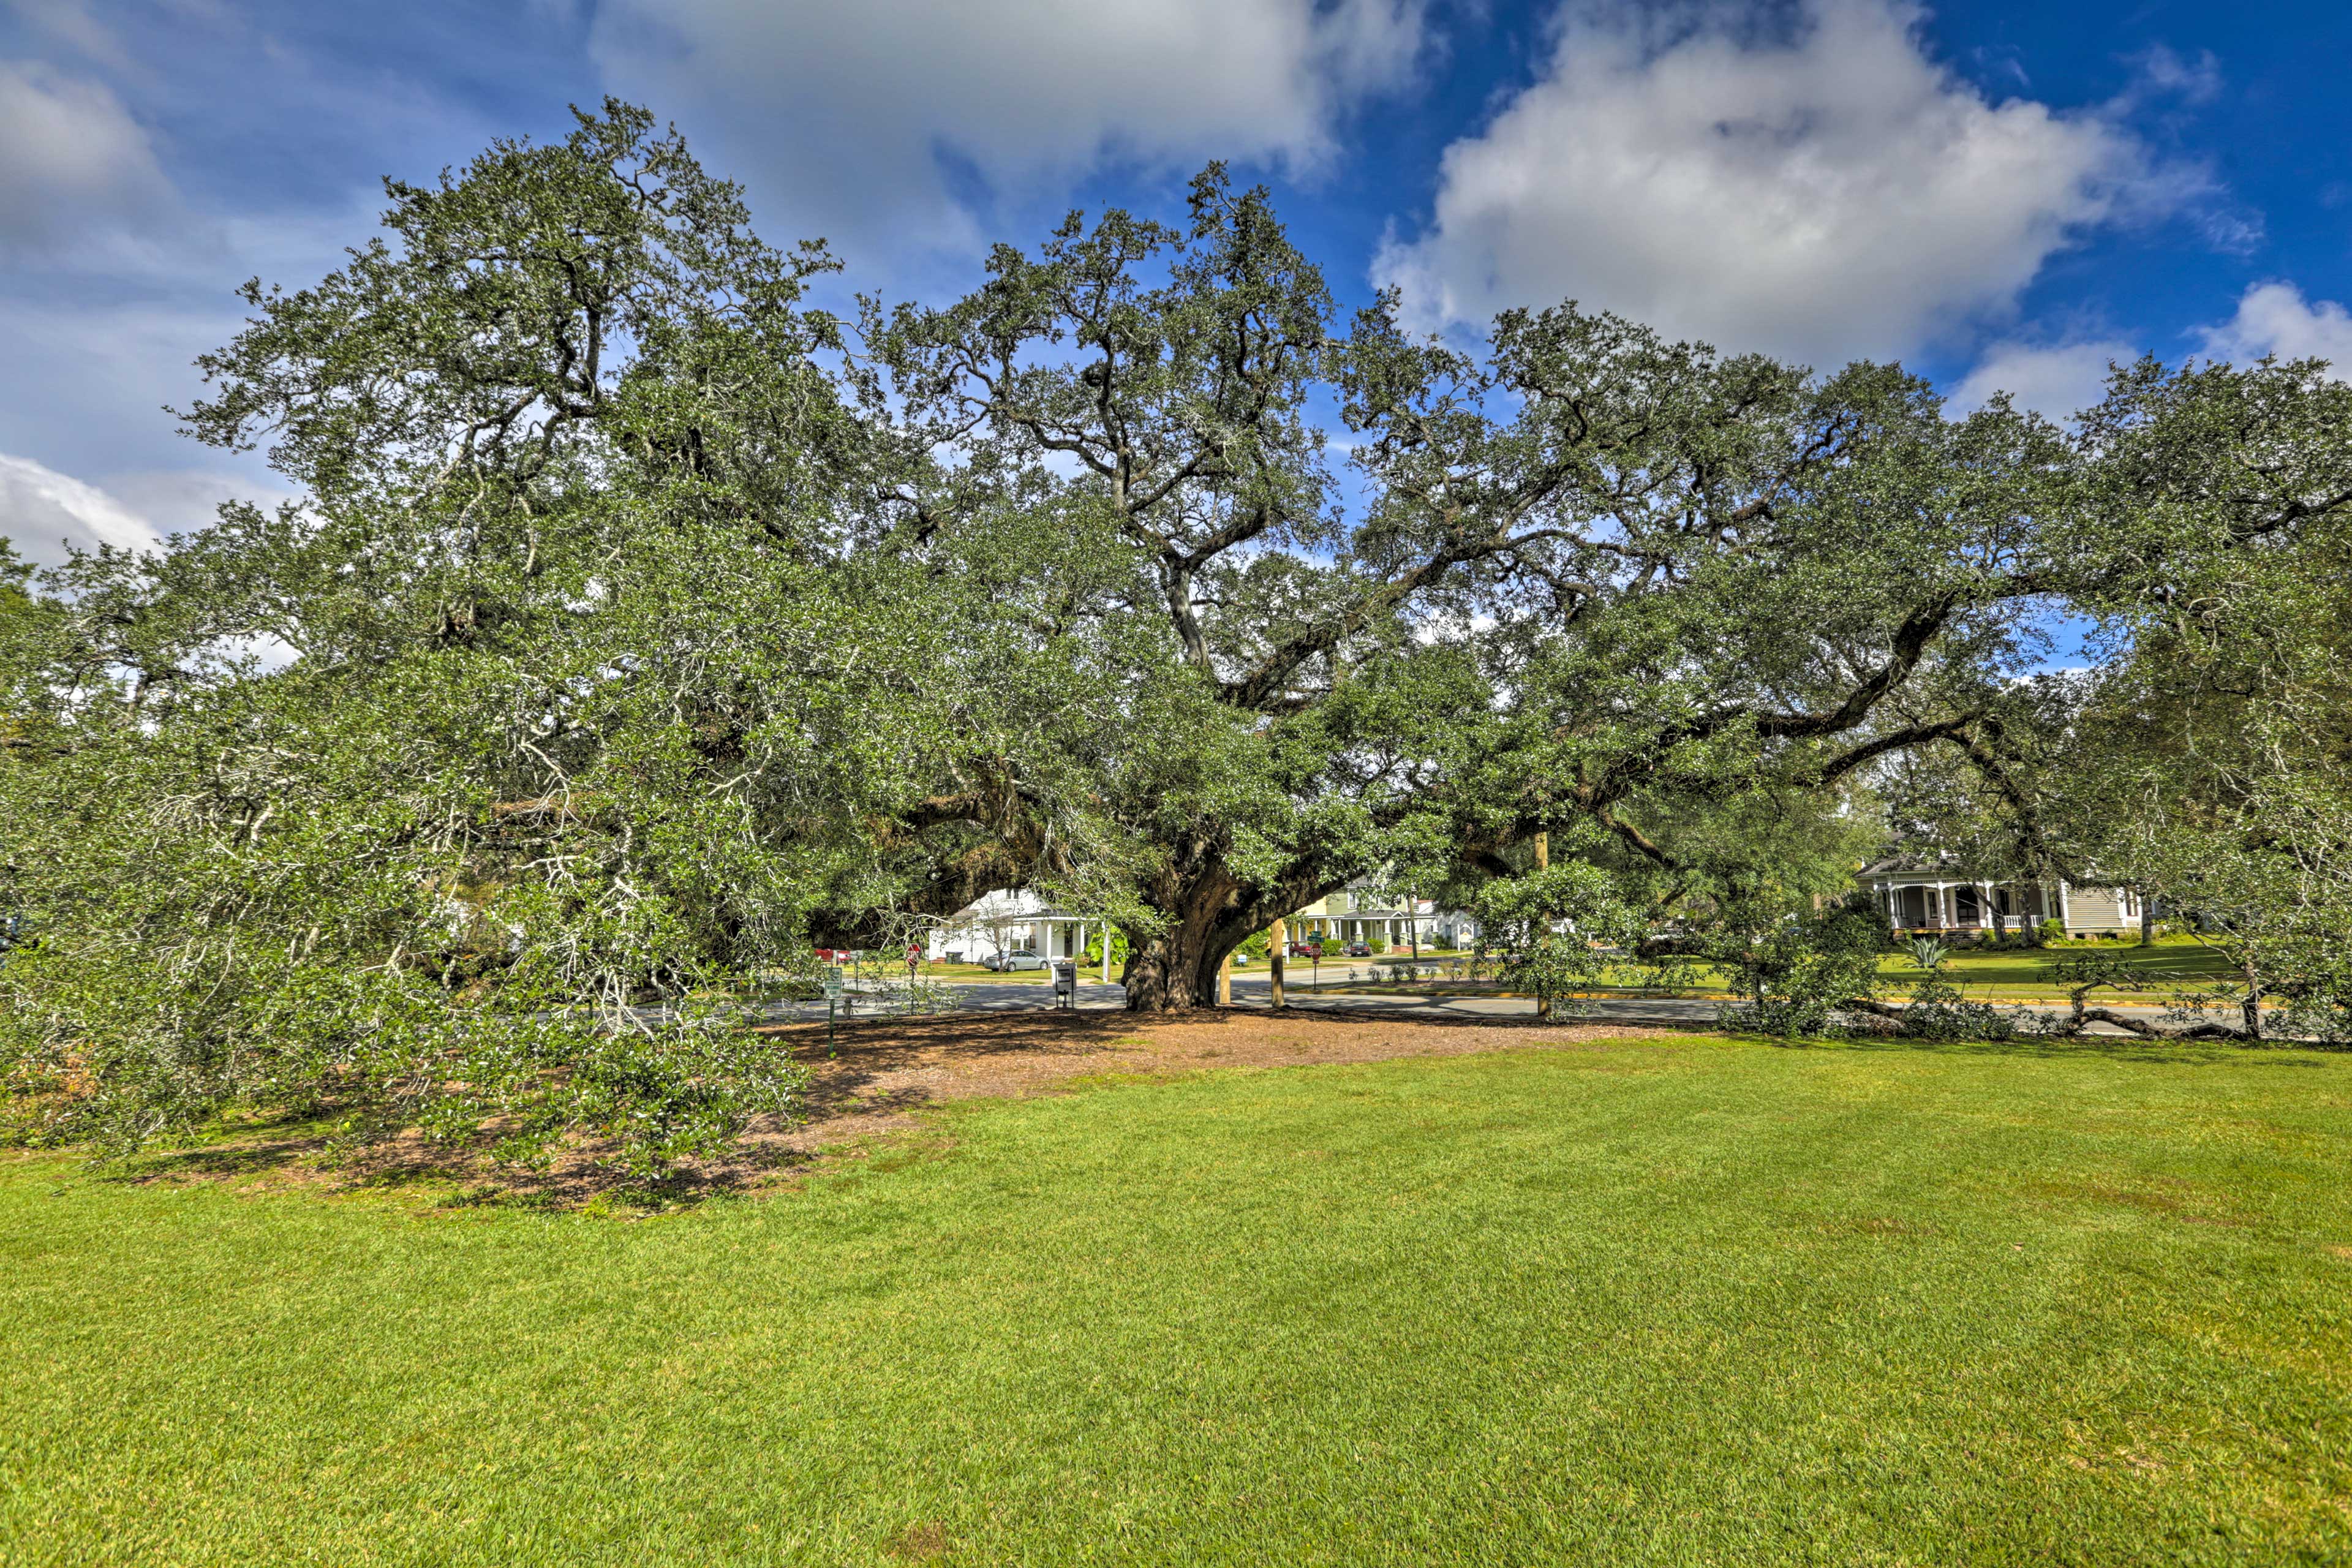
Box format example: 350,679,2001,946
863,169,2087,1008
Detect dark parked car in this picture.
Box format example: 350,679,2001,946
1342,941,1373,957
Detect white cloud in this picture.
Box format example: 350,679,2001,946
0,58,172,252
103,468,293,538
589,0,1428,254
0,453,165,570
8,0,138,74
1948,337,2138,421
2198,282,2352,377
1374,0,2204,365
2123,44,2221,108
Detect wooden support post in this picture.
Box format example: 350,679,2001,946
1533,831,1551,1020
1268,916,1287,1009
1218,952,1232,1006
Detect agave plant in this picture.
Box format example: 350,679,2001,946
1909,937,1951,973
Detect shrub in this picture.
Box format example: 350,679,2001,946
1712,895,1886,1039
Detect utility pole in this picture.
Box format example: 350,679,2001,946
1268,916,1287,1009
1533,829,1551,1020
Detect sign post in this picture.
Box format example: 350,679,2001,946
822,965,845,1052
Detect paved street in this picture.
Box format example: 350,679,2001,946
1224,978,2196,1033
714,973,2198,1036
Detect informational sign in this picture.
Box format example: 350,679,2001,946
821,965,845,1001
1052,960,1077,1006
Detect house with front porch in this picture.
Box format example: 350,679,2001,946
1858,853,2143,938
921,889,1100,964
1287,881,1479,949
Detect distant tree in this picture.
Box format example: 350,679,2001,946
1469,850,1639,1019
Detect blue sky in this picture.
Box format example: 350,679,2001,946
2,0,2348,567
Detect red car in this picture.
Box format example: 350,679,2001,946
1286,941,1324,959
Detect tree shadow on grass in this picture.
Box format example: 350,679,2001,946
85,1012,1157,1212
98,1109,805,1214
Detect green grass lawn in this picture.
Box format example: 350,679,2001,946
5,1034,2348,1565
1872,937,2239,997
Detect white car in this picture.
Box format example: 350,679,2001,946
997,950,1046,972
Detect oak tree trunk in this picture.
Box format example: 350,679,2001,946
1121,921,1236,1011
1114,839,1332,1012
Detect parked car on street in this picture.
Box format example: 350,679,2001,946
1287,941,1324,958
1343,941,1373,957
998,949,1046,971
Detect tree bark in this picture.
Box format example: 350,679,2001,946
1116,842,1264,1011
1121,916,1235,1011
1117,843,1344,1011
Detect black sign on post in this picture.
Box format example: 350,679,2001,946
1052,960,1077,1008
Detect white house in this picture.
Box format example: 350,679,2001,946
1858,854,2144,938
1286,881,1479,949
922,889,1098,964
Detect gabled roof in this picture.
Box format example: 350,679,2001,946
1857,848,1963,878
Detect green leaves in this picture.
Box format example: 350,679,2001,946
10,112,2349,1182
2019,355,2352,1039
1711,896,1890,1039
0,106,916,1171
1469,856,1642,1012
